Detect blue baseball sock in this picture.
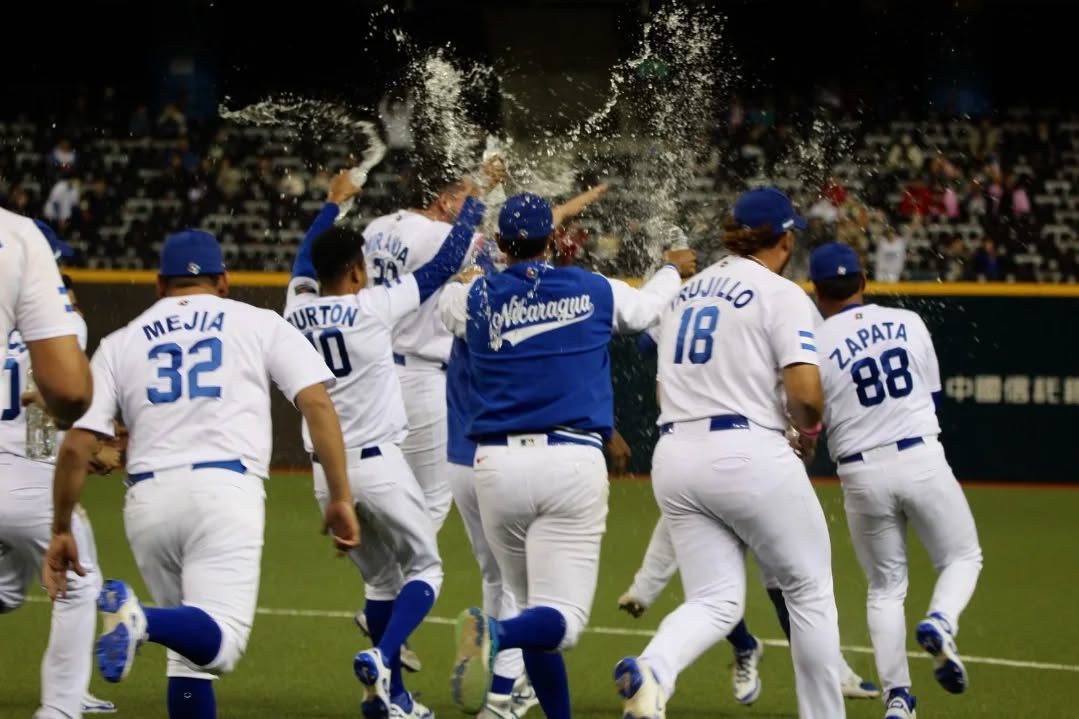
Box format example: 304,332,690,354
378,581,435,698
167,677,216,719
496,606,566,651
491,674,516,696
767,588,792,640
523,650,570,719
726,619,758,653
364,599,395,645
145,607,223,667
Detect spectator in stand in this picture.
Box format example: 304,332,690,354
939,235,968,281
986,171,1004,217
874,227,907,281
971,236,1002,280
43,174,81,227
887,134,924,175
309,168,332,198
1010,175,1032,218
278,170,306,198
965,178,987,219
900,176,933,218
808,195,839,224
157,101,187,138
129,104,151,138
1029,120,1057,177
940,181,961,221
822,176,847,206
215,158,243,199
49,138,77,172
968,118,1000,161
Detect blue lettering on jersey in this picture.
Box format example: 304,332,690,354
673,275,755,310
829,321,908,370
142,311,225,341
365,232,410,265
286,303,359,331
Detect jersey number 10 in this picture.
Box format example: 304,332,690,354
851,348,913,407
673,307,719,364
304,328,352,378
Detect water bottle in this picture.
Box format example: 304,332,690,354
25,369,58,461
336,131,387,221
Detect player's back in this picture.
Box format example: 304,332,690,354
363,210,456,363
656,255,818,431
284,287,408,451
816,303,941,459
100,294,302,479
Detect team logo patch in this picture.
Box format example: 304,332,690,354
187,262,201,275
855,312,863,319
178,299,189,306
526,266,538,279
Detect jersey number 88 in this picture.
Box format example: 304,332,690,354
850,347,913,407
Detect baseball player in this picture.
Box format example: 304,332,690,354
0,207,92,435
362,160,504,532
809,242,983,719
285,172,486,719
1,222,117,717
42,230,360,719
441,192,696,719
615,187,844,719
443,185,609,719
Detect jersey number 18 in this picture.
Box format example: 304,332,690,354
673,307,719,364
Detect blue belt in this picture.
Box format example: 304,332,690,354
838,437,924,465
660,414,750,434
312,447,381,464
126,459,246,486
476,429,604,450
393,353,448,371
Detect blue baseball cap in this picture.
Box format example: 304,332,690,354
498,193,554,241
32,220,74,260
733,187,807,235
809,242,862,281
159,230,226,277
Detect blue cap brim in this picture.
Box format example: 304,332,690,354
53,240,75,258
792,214,808,231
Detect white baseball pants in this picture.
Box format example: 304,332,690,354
123,467,265,679
640,421,845,719
313,443,443,602
473,439,609,650
0,455,102,719
839,435,982,693
448,461,524,680
396,364,454,531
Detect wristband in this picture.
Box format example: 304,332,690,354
798,422,822,439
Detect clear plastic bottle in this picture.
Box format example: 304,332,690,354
25,369,58,461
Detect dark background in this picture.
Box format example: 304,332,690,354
1,0,1076,122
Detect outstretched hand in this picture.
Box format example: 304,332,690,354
43,531,85,600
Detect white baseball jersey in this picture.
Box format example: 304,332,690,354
73,294,333,479
284,275,422,452
0,208,77,362
656,256,819,430
363,210,472,363
816,303,941,459
0,317,88,458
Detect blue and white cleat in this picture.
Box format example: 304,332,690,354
915,613,968,694
731,640,763,705
355,608,422,673
451,607,497,715
511,675,539,717
81,691,117,714
841,670,882,700
883,688,917,719
95,579,147,683
355,647,393,717
388,691,433,719
615,656,666,719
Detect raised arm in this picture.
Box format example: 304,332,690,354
291,171,363,281
607,249,696,334
553,183,609,226
411,196,486,303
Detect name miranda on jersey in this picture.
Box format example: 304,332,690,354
365,232,409,264
673,276,755,308
142,311,225,341
828,322,908,369
488,294,594,350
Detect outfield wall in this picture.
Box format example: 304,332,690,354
69,270,1079,482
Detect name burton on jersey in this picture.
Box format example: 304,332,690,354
828,321,909,370
286,303,360,331
142,311,225,341
673,275,755,309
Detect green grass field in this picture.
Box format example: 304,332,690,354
4,473,1077,718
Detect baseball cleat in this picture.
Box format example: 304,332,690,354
355,609,422,672
511,675,539,717
615,656,666,719
388,691,433,719
95,579,147,683
81,691,117,713
617,592,647,618
731,640,763,705
479,693,516,719
883,688,917,719
355,648,393,716
451,607,497,714
915,613,967,694
841,670,882,699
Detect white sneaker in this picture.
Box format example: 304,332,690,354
511,675,539,717
389,692,433,719
841,669,882,699
95,580,148,683
915,613,968,694
354,608,423,672
354,647,393,715
883,689,917,718
615,656,666,719
479,693,516,719
731,641,763,705
81,691,117,713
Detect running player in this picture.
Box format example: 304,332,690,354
0,221,116,716
285,171,486,718
42,230,360,719
615,187,845,719
809,242,982,719
442,192,696,719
